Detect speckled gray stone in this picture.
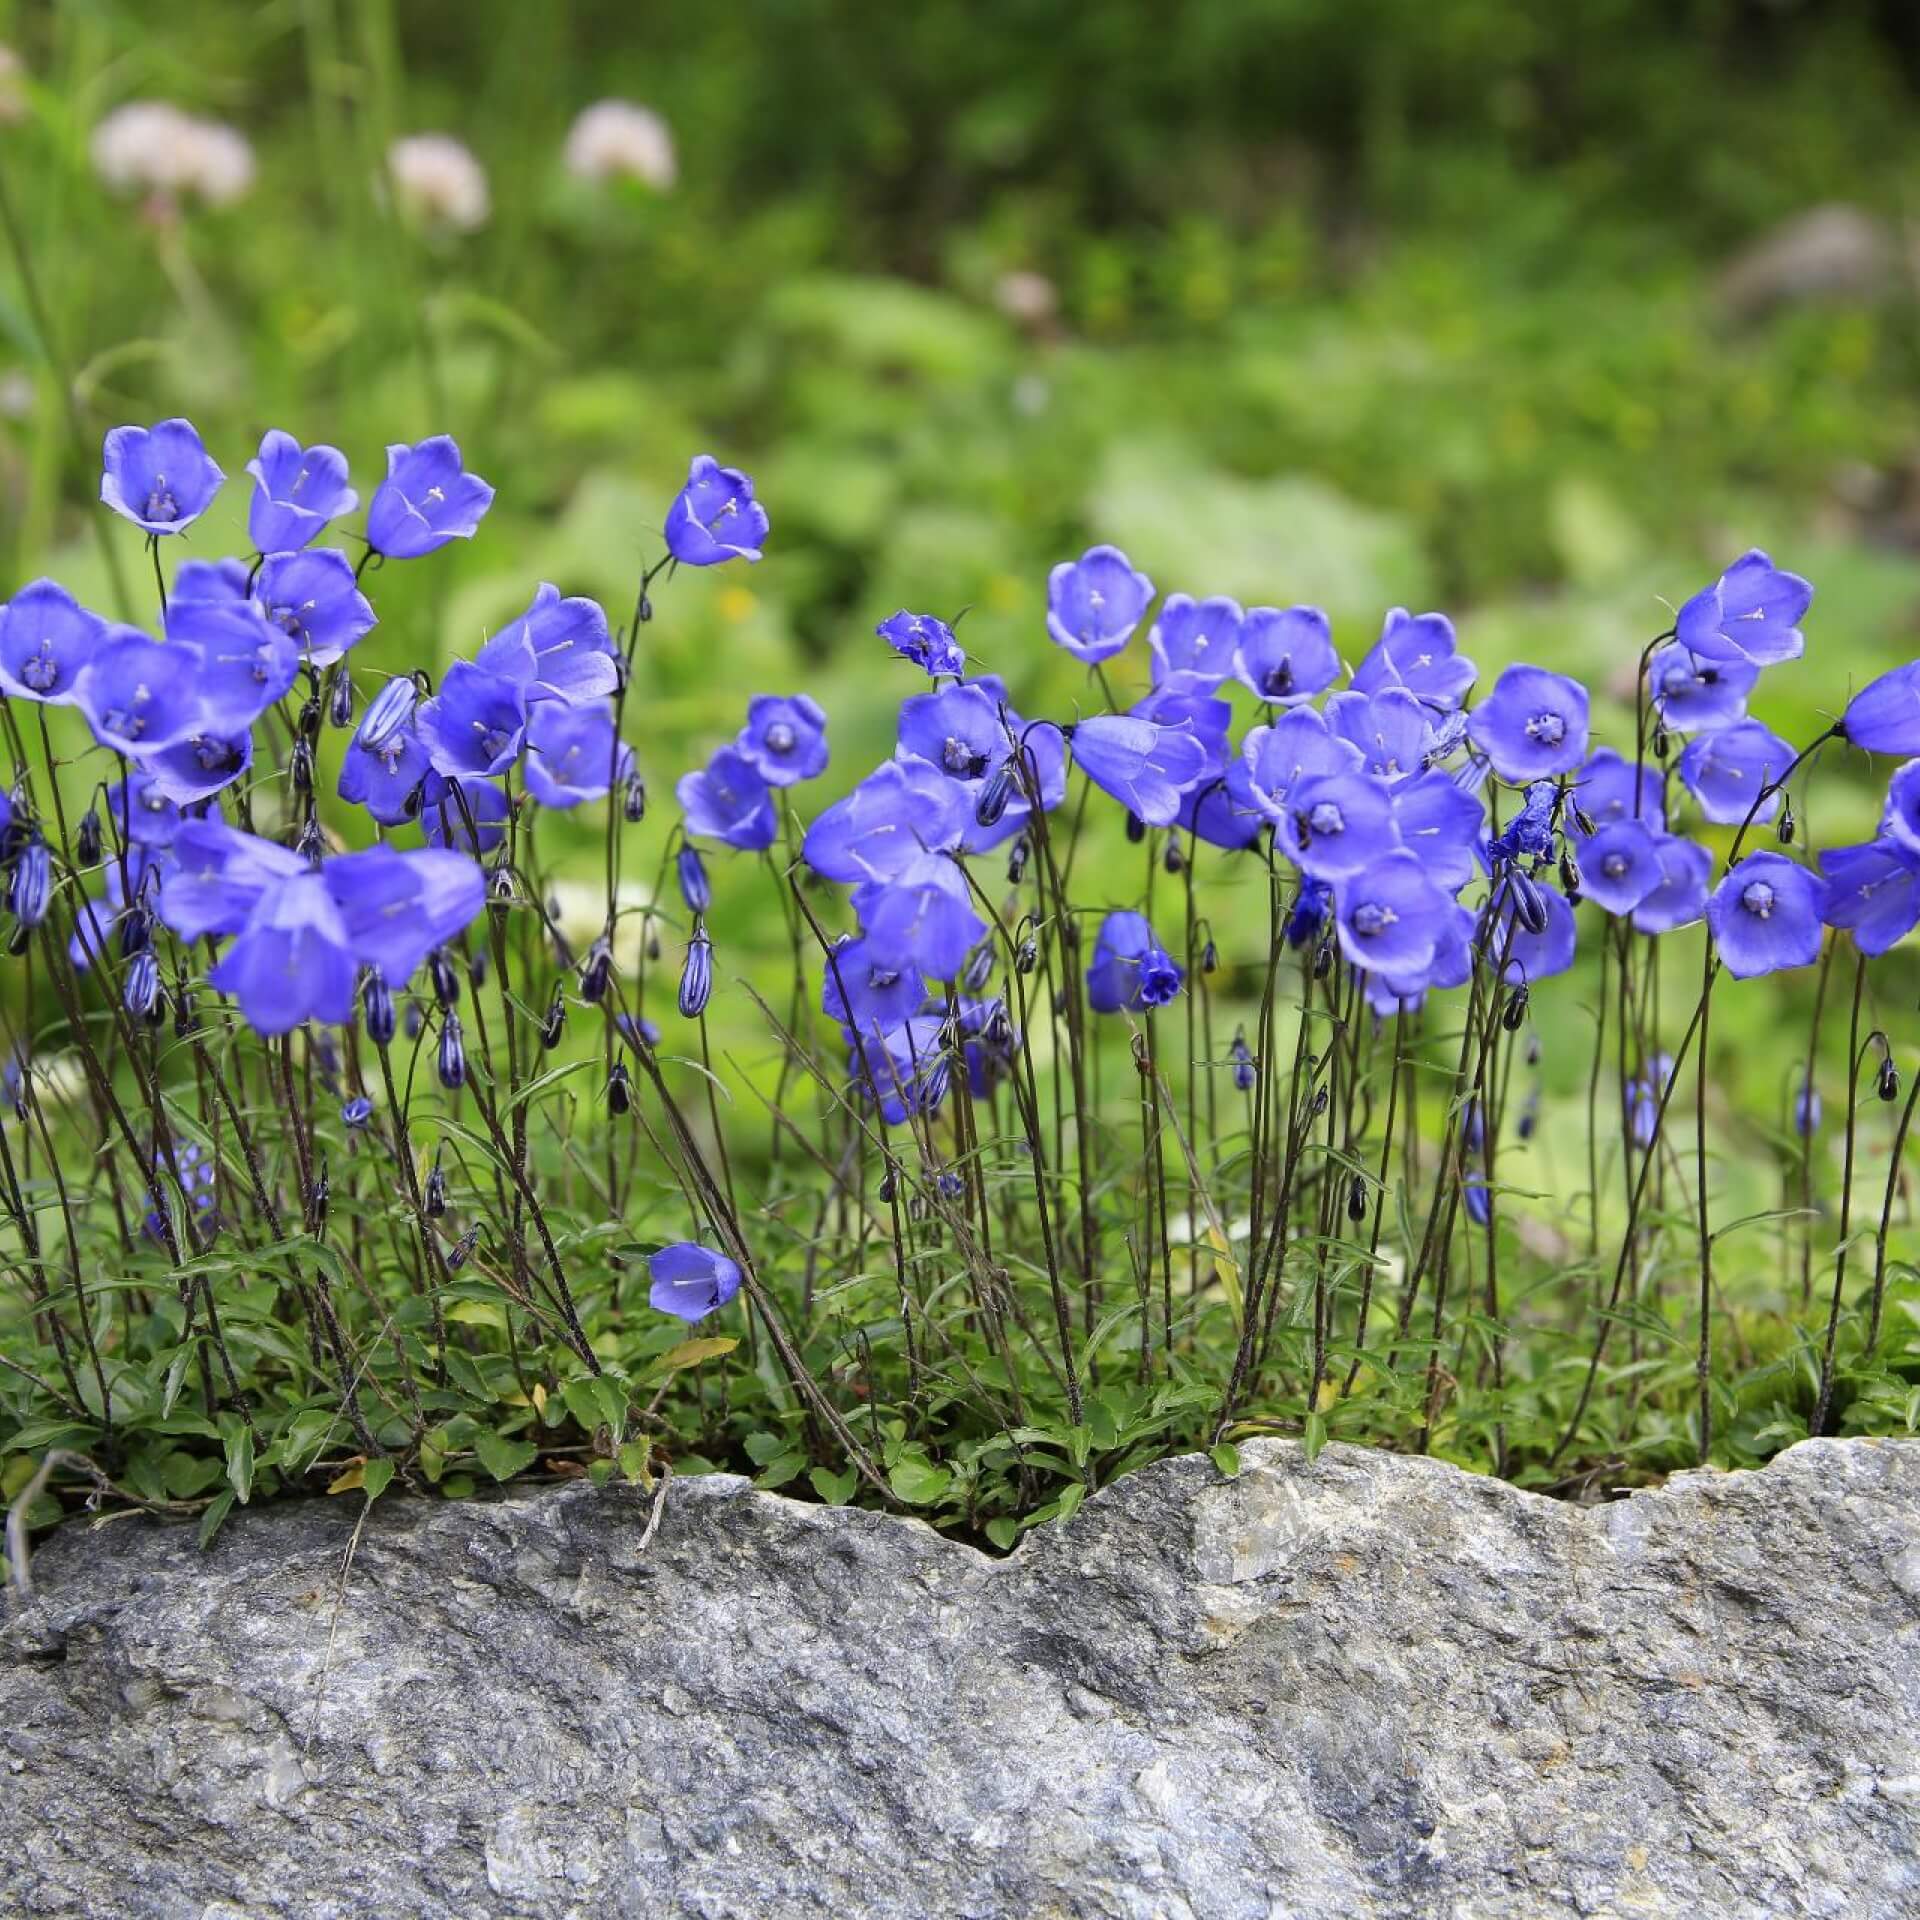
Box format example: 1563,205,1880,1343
2,1437,1917,1918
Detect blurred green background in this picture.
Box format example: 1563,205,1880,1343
2,0,1918,1074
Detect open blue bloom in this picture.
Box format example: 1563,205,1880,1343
1070,714,1210,828
1486,880,1577,985
1333,853,1454,976
895,677,1063,852
475,583,619,705
342,1095,374,1130
366,437,495,558
1176,758,1268,851
257,549,376,667
524,702,631,809
1676,549,1812,669
104,772,184,849
1676,717,1794,826
324,844,487,989
1707,851,1823,978
172,558,251,604
1351,608,1477,712
208,869,358,1030
1578,819,1665,916
246,431,356,552
1326,688,1434,786
821,933,927,1035
422,776,510,854
101,419,224,534
145,728,253,805
877,610,965,678
665,454,768,566
803,756,968,883
851,852,984,981
1243,707,1365,824
1390,771,1484,891
649,1242,743,1322
1569,748,1664,838
1468,665,1589,783
1046,544,1154,665
1818,839,1920,955
1086,911,1183,1013
1648,642,1755,736
419,662,529,779
77,632,203,755
1131,684,1232,760
165,596,303,733
339,706,432,825
1884,760,1920,861
738,693,829,787
1631,834,1712,936
1841,663,1920,756
1148,594,1242,690
0,580,107,704
676,745,778,851
1232,606,1339,707
1277,770,1400,881
847,1015,951,1124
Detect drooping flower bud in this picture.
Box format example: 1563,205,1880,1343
624,770,647,824
678,927,714,1019
1510,869,1549,936
1230,1029,1256,1092
77,808,102,866
1879,1055,1900,1104
8,840,50,930
328,671,355,729
541,986,567,1051
677,845,711,914
975,760,1017,830
123,949,160,1019
1347,1173,1368,1222
1502,984,1530,1032
424,1151,448,1218
437,1012,467,1090
428,948,460,1008
580,937,613,1004
607,1061,632,1115
362,969,396,1047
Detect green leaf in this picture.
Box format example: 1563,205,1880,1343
984,1515,1019,1551
755,1452,806,1490
741,1430,789,1466
616,1439,653,1485
808,1466,858,1506
198,1489,235,1549
362,1458,396,1502
1210,1443,1242,1479
644,1336,738,1381
222,1420,255,1506
888,1457,952,1506
472,1429,538,1483
1303,1412,1328,1464
562,1379,607,1433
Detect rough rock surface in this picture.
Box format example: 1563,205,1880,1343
3,1437,1918,1918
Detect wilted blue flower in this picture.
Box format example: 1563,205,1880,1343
1350,608,1477,712
100,419,224,534
1486,780,1557,868
1148,594,1242,691
1332,853,1454,976
1817,839,1920,955
1793,1080,1822,1137
0,580,107,704
877,610,965,678
803,756,969,882
1243,707,1366,824
665,454,768,566
820,933,926,1034
851,852,985,982
1631,834,1712,936
1069,714,1210,828
1390,771,1484,891
1676,549,1812,669
1086,910,1183,1013
419,662,529,778
1677,718,1794,827
1046,544,1154,665
1326,689,1435,786
474,583,619,706
1467,665,1589,784
1841,663,1920,756
1232,605,1339,707
677,845,711,914
648,1242,743,1322
1277,771,1400,881
678,926,714,1017
1648,642,1755,736
366,437,495,558
1884,760,1920,862
246,430,356,552
1707,851,1823,978
1578,820,1665,916
676,745,777,851
257,549,376,666
738,693,829,787
523,702,631,809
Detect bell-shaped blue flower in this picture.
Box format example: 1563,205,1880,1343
649,1242,743,1321
877,610,965,679
257,549,376,667
76,631,203,755
1468,665,1589,783
1818,839,1920,956
1350,608,1477,712
1332,852,1454,976
1232,605,1339,707
1676,717,1794,826
366,437,495,558
848,1015,951,1124
1578,819,1664,916
1277,770,1401,881
246,430,356,552
205,869,357,1032
1648,642,1755,736
103,771,184,849
524,702,630,809
419,662,529,778
145,728,253,805
851,852,984,982
101,419,224,535
1148,593,1241,691
821,933,927,1035
474,583,619,705
1243,707,1365,823
0,580,106,705
325,843,487,989
173,558,251,604
1676,549,1812,669
665,454,768,566
1389,770,1483,892
339,707,432,826
1326,688,1434,786
1046,544,1154,665
738,693,829,787
803,756,968,883
1569,748,1664,839
676,744,777,851
1070,714,1210,828
1707,851,1823,978
1086,910,1183,1013
895,677,1063,852
165,595,302,734
1630,834,1712,936
1841,662,1920,756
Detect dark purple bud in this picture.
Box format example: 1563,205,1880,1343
678,928,713,1019
488,866,516,906
404,999,425,1040
468,943,489,988
362,970,396,1047
123,949,160,1018
1502,984,1529,1032
878,1167,897,1204
437,1012,467,1089
624,770,647,824
975,760,1017,829
120,904,153,959
328,672,355,729
1347,1174,1368,1222
1652,726,1669,761
9,840,50,930
342,1096,373,1130
290,739,315,796
447,1225,479,1270
1879,1056,1900,1103
541,986,566,1050
307,1164,330,1232
580,937,613,1004
1777,802,1796,846
428,948,460,1008
1163,841,1185,875
295,817,327,864
424,1152,447,1218
1571,803,1597,839
677,845,711,914
173,987,196,1038
1230,1029,1256,1092
646,931,661,962
402,780,426,821
1201,937,1218,975
1558,850,1581,897
1313,942,1333,981
962,944,994,993
607,1061,632,1115
1511,870,1548,936
298,698,323,747
1311,1085,1329,1118
637,592,653,625
6,921,28,957
1125,812,1146,844
77,808,102,866
1015,937,1038,975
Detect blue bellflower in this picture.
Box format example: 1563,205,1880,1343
1326,688,1434,786
1069,714,1210,828
1467,665,1590,783
257,550,377,666
1046,545,1154,665
366,437,495,558
1648,642,1755,736
524,703,631,809
1707,851,1823,978
1817,840,1920,955
649,1242,743,1322
419,662,529,779
474,583,619,706
1676,550,1813,670
738,693,829,787
0,580,107,705
1841,663,1920,756
1631,835,1713,936
1883,760,1920,862
676,745,778,851
1243,707,1366,824
1232,606,1339,707
1350,608,1477,712
803,756,968,883
1278,771,1400,881
246,430,357,552
665,455,768,566
851,852,985,982
101,419,224,535
1086,911,1183,1013
821,933,927,1035
1578,820,1665,916
1676,718,1794,826
877,610,965,679
1148,594,1242,691
1332,853,1455,977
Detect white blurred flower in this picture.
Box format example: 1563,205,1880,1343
31,1053,88,1109
0,369,33,419
388,134,490,233
548,878,653,973
994,270,1059,326
564,100,676,192
0,45,28,127
90,101,255,207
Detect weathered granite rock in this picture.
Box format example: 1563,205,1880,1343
3,1437,1918,1918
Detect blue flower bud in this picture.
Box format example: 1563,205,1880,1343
1230,1029,1256,1092
607,1062,632,1115
424,1151,447,1218
624,771,647,824
428,948,460,1008
540,986,567,1051
362,970,396,1047
678,928,714,1019
359,674,418,752
677,845,711,914
975,760,1017,829
328,672,355,729
437,1012,467,1090
8,840,50,930
77,809,102,866
447,1224,478,1270
580,937,613,1004
961,943,994,993
1510,870,1549,936
123,949,160,1019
